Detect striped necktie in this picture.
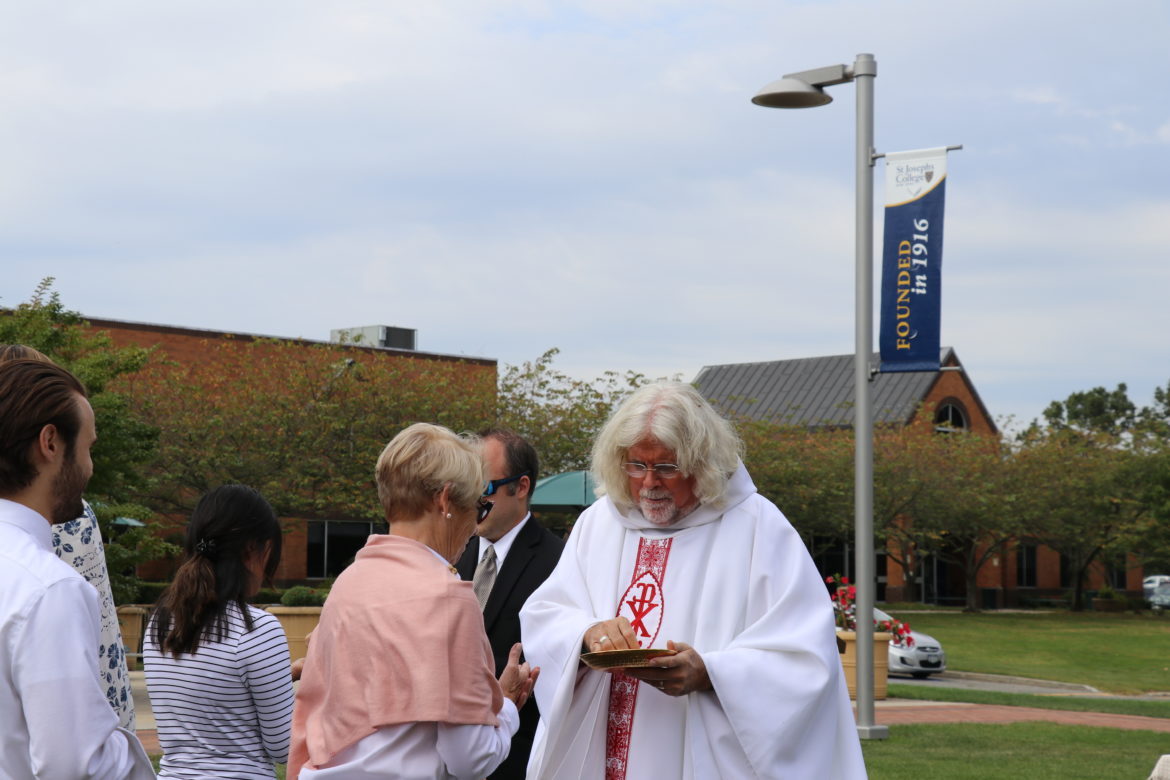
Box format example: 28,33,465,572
472,545,497,610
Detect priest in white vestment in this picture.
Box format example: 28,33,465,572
520,382,867,779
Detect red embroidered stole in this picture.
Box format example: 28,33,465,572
605,537,673,780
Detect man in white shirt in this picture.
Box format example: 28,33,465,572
0,358,154,779
455,429,564,779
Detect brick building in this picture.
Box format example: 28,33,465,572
694,348,1142,606
91,317,496,584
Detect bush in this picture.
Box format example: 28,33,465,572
136,581,169,604
280,585,327,607
251,588,284,605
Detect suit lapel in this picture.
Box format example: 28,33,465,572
482,517,541,629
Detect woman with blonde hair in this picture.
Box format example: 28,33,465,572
289,422,538,779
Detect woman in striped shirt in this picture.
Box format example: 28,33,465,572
145,484,294,779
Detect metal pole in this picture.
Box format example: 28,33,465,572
851,52,887,740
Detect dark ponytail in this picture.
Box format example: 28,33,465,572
151,484,282,657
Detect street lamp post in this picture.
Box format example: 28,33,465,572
752,53,888,740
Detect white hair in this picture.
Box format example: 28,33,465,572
591,382,742,511
376,423,484,520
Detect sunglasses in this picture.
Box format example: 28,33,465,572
476,499,494,524
483,472,530,496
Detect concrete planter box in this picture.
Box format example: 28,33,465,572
837,630,892,700
266,606,322,664
116,605,149,671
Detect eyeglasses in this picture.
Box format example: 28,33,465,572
476,499,494,523
622,462,682,479
483,473,529,496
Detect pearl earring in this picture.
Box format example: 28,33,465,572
446,513,452,519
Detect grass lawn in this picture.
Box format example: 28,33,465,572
884,609,1170,694
863,722,1168,779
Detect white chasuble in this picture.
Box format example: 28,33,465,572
520,465,867,780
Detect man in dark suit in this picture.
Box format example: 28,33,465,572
457,429,565,780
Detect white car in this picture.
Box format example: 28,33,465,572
875,608,947,679
1150,583,1170,610
1144,575,1170,598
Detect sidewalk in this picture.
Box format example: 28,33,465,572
130,672,159,754
864,698,1170,732
131,670,1170,757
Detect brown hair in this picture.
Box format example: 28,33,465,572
0,344,51,363
0,358,87,494
480,428,539,508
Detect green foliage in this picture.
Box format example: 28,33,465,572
251,588,284,605
134,581,170,605
1,279,173,602
1094,583,1119,600
279,585,327,606
127,336,496,519
496,348,650,477
1042,383,1137,436
738,420,854,548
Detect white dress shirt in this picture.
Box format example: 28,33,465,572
475,512,531,570
0,498,154,780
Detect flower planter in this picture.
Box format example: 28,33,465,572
266,606,322,664
836,630,892,700
115,605,149,671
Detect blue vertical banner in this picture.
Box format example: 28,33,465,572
879,147,948,373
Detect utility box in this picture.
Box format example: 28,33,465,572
330,325,417,350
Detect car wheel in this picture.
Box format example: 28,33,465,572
911,672,931,679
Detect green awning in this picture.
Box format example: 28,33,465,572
531,470,597,512
112,516,146,527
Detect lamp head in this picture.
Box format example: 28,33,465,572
751,77,832,109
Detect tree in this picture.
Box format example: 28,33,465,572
1042,383,1137,436
866,411,1026,610
739,420,854,557
1012,426,1142,609
496,348,650,476
125,336,497,520
1026,383,1161,608
0,279,174,602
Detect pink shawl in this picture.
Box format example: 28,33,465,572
288,534,502,778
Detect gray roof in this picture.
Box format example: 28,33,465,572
694,348,957,428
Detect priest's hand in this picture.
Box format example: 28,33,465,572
583,617,640,654
499,642,539,709
627,640,712,696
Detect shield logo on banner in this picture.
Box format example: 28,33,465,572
618,570,664,648
925,170,934,183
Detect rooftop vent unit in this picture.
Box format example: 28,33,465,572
330,325,417,351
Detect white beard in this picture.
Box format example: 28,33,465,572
638,489,695,527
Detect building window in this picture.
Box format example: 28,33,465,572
1059,553,1072,589
306,520,384,578
934,400,969,433
1016,543,1037,588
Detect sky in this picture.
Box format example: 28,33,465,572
3,0,1168,431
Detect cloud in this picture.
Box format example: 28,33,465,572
2,0,1169,431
